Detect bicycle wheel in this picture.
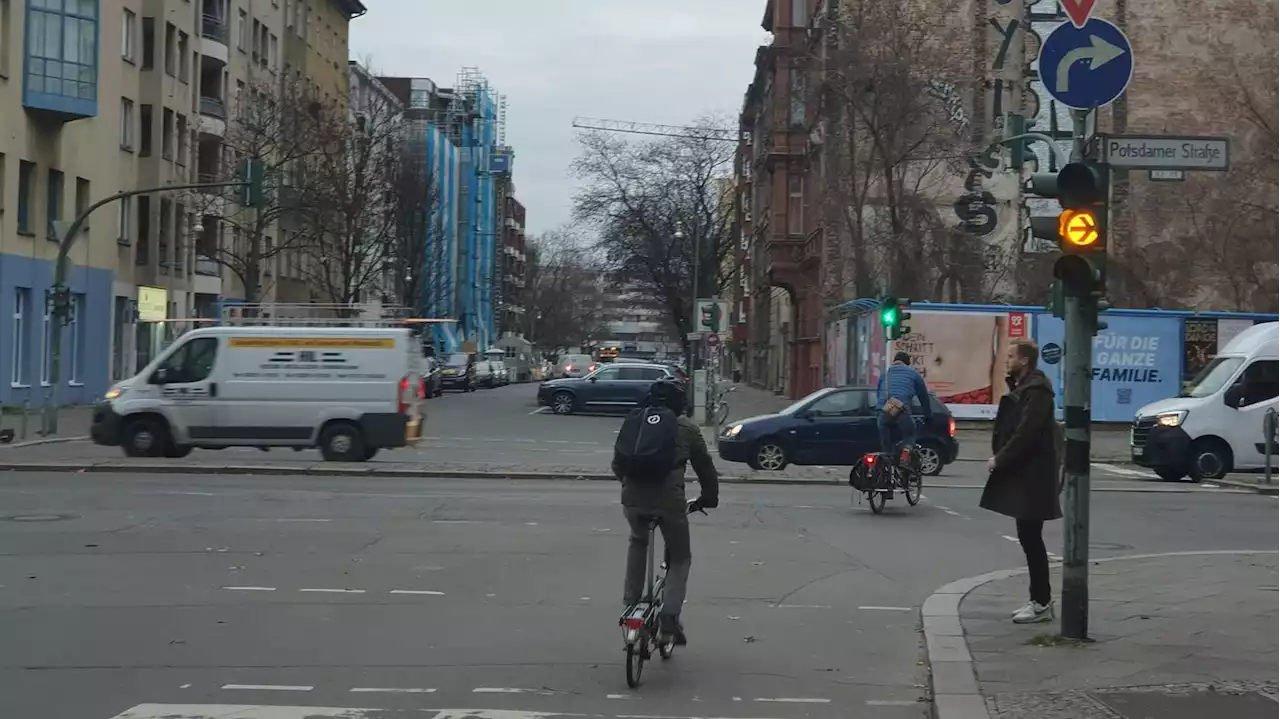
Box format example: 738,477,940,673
625,641,645,687
903,467,923,506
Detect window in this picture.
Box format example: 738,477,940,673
237,9,247,50
24,0,98,105
118,195,132,244
177,30,188,81
792,0,807,26
141,16,154,68
788,69,806,127
136,195,150,265
69,293,85,384
176,113,188,165
75,176,89,226
40,299,53,385
251,19,261,59
121,9,135,61
591,366,620,381
154,336,218,384
46,168,64,239
268,33,277,69
1,0,11,76
1239,360,1279,406
787,174,804,236
807,390,865,417
10,288,28,385
163,22,176,76
118,97,134,149
0,152,5,213
162,107,174,159
139,103,152,156
17,160,34,234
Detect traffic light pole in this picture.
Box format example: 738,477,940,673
42,181,246,435
1059,109,1093,640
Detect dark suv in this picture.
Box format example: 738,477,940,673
537,363,682,415
716,385,959,475
439,352,477,392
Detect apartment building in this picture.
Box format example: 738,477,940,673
0,0,365,404
498,193,527,338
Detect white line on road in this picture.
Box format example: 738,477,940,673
298,588,366,594
471,687,557,695
222,586,276,592
179,684,192,689
528,407,548,415
389,589,445,596
220,684,314,691
774,604,831,609
1001,534,1062,561
754,697,832,703
433,520,490,524
274,518,331,522
866,699,920,706
857,606,913,612
349,687,437,693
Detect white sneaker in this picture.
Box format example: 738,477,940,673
1013,600,1054,624
1011,601,1034,618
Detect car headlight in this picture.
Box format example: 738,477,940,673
103,386,122,401
724,424,743,438
1156,410,1187,427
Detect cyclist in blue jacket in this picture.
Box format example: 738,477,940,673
877,351,933,456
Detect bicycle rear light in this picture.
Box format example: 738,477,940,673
863,453,877,466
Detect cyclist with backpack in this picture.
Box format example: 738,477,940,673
612,379,720,646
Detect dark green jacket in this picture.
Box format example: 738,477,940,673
613,415,720,514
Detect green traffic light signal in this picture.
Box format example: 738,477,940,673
880,306,898,327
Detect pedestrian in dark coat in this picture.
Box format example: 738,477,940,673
981,339,1062,624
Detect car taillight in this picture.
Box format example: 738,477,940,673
948,416,956,438
398,376,411,415
588,363,597,372
417,377,427,399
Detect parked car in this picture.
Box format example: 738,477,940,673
439,352,477,392
421,357,444,398
491,359,510,386
555,354,593,379
476,360,496,388
716,386,958,475
537,363,684,415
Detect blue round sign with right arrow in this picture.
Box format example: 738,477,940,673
1037,18,1134,110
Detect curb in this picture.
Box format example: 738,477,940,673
922,549,1279,719
1203,477,1280,495
0,435,89,449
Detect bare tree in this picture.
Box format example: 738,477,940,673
817,1,977,302
386,147,446,315
524,227,611,356
571,119,735,360
294,78,405,307
192,75,332,304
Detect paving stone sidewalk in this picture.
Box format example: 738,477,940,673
0,405,93,446
960,552,1279,718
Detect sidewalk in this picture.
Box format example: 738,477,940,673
0,405,93,447
939,552,1278,719
719,383,1133,462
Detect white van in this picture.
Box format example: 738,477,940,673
1131,321,1278,480
91,326,424,461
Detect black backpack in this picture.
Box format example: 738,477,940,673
614,406,680,483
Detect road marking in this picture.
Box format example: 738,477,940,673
349,687,437,693
1093,462,1157,479
471,687,558,695
389,589,445,596
605,694,630,699
433,520,490,525
858,606,913,612
754,697,832,703
220,684,314,691
222,586,276,592
528,407,548,415
299,588,366,594
274,518,331,522
774,604,831,609
179,684,192,689
867,699,920,706
1001,534,1062,561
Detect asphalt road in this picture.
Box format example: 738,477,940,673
1,469,1274,719
0,383,1202,489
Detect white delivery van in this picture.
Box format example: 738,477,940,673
1131,321,1278,481
91,326,424,461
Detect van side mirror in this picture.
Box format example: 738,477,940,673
1224,384,1245,408
150,368,170,385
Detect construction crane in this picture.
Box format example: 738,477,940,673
571,116,736,143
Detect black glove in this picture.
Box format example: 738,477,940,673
688,496,717,513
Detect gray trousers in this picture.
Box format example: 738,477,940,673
622,505,692,618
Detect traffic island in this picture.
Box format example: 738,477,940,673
923,551,1278,719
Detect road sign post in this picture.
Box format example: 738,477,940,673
1038,19,1134,110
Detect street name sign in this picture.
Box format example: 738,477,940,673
1100,135,1230,170
1060,0,1097,28
1038,19,1134,109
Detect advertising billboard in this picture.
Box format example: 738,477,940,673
1034,313,1182,422
882,310,1030,420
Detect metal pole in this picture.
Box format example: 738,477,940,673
1060,109,1092,640
42,181,246,435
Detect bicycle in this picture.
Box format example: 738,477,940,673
618,501,706,688
713,384,738,430
850,443,923,514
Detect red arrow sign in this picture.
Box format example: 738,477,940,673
1060,0,1096,27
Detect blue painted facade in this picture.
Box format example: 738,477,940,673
0,254,113,405
22,0,100,118
422,124,460,353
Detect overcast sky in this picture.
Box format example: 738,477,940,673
350,0,767,237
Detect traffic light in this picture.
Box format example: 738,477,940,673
235,158,266,207
879,296,912,340
1027,161,1109,301
46,285,72,324
699,302,722,333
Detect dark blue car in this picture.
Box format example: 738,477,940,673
536,363,682,415
716,386,959,475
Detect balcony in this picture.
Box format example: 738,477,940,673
200,15,230,63
195,254,220,276
198,96,226,137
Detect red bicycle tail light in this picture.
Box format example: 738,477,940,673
623,617,645,630
948,416,956,438
863,453,877,466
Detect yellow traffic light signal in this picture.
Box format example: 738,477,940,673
1058,209,1102,250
